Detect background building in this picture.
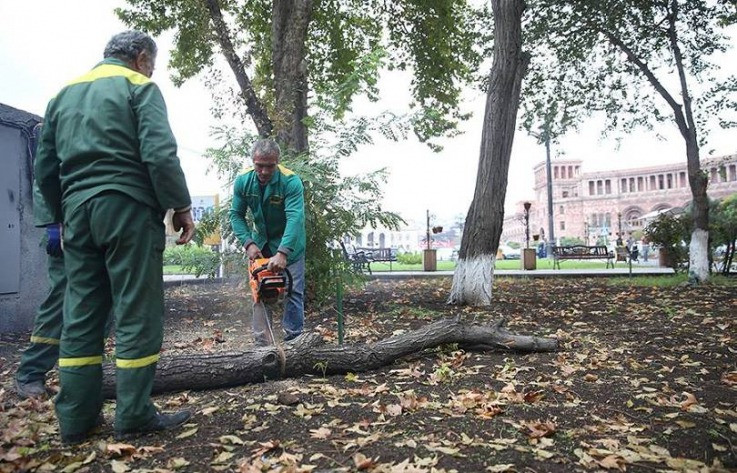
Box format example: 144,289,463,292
502,153,737,246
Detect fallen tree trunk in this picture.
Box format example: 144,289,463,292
102,317,557,397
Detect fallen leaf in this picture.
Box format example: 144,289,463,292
111,460,130,473
176,427,198,439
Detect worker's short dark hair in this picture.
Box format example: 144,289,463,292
103,31,157,62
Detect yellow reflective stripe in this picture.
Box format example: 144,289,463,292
242,166,254,174
116,353,160,369
59,356,103,367
66,64,150,87
278,165,294,176
30,335,60,345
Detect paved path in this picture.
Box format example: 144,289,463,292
164,266,675,284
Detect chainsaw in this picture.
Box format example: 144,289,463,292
249,258,292,346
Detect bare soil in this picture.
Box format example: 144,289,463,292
1,276,736,472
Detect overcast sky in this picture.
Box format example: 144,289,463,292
2,1,735,229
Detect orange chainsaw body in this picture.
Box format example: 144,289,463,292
249,258,290,303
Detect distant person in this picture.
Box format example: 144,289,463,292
35,30,195,444
229,138,306,345
641,237,650,262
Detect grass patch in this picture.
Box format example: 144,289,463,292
369,258,654,271
606,273,737,287
163,265,193,275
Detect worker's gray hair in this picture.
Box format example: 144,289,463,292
103,31,157,62
252,139,281,159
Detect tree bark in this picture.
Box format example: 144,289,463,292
204,0,273,138
272,0,312,154
101,318,557,397
449,0,530,306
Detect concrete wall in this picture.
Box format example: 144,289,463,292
0,105,45,333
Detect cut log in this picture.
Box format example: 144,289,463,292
102,318,557,397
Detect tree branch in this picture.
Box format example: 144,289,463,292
666,0,698,143
204,0,273,137
600,28,690,139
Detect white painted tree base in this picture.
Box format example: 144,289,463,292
448,254,495,306
688,228,709,283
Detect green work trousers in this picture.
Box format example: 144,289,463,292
16,252,65,384
55,191,165,438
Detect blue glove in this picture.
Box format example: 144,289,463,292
46,223,63,257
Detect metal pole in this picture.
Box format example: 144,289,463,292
336,269,344,345
545,136,555,256
426,209,431,250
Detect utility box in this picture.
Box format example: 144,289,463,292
0,103,45,333
521,248,536,270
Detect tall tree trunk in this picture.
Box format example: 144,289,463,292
686,137,710,282
448,0,530,306
272,0,312,154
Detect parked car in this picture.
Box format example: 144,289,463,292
497,245,521,260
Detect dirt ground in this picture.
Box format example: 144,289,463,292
1,276,736,472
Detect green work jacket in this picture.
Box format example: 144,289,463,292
229,165,306,264
34,58,191,223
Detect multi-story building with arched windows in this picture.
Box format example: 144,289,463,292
503,153,737,246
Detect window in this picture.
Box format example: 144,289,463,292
560,221,566,230
554,166,559,179
597,180,603,195
729,165,736,181
589,181,595,195
650,175,656,189
680,171,687,187
711,167,719,183
568,166,573,178
562,190,569,198
629,177,635,192
658,174,664,190
605,180,612,194
667,174,673,189
621,178,627,193
559,205,565,215
637,177,644,191
605,213,611,228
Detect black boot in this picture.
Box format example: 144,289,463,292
114,410,191,440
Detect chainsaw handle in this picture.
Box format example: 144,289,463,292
251,264,293,296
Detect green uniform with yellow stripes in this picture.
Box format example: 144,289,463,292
15,185,65,386
34,58,191,438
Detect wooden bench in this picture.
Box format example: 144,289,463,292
356,247,398,271
552,245,614,269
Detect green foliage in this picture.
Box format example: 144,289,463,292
163,243,220,277
521,1,737,146
644,213,690,270
397,251,422,265
117,0,489,146
559,236,585,246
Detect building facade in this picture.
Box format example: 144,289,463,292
502,153,737,246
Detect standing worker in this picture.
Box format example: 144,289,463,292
229,139,306,345
14,133,66,399
35,31,195,444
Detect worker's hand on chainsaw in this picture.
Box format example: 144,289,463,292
268,252,287,273
246,243,263,261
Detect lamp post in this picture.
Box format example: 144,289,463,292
523,202,532,249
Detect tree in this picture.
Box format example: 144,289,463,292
523,0,737,284
448,0,529,305
117,0,487,301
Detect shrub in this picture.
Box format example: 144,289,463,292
644,213,689,270
164,244,220,277
397,251,422,265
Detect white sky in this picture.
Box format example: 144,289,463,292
1,1,735,230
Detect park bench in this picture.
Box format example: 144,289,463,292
340,242,372,274
552,245,615,269
355,247,398,271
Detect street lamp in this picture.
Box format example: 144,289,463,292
523,202,532,249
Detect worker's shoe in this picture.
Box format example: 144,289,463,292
14,378,46,399
114,410,191,440
61,414,105,446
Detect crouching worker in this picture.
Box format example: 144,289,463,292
34,31,195,444
229,139,306,345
